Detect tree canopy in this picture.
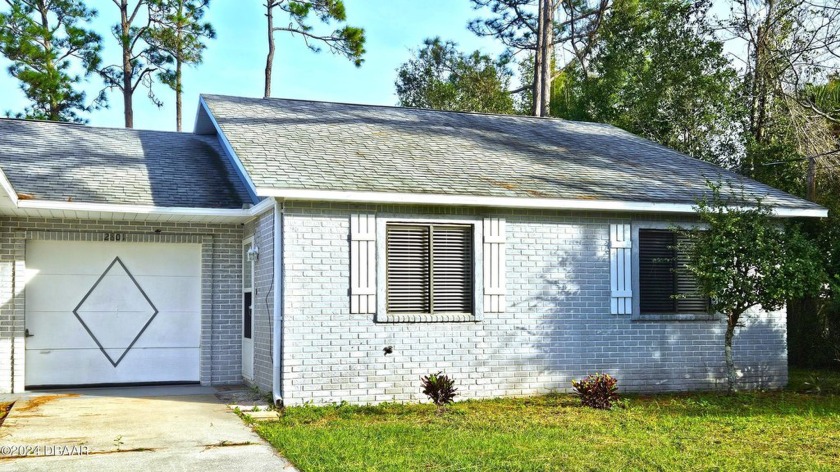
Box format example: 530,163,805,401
469,0,609,116
681,183,824,391
263,0,365,98
553,0,742,166
396,38,515,114
147,0,215,131
98,0,172,128
0,0,102,122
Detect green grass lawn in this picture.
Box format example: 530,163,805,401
254,373,840,472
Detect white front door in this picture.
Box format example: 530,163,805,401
24,240,202,387
242,238,254,380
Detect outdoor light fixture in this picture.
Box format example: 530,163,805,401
247,244,260,262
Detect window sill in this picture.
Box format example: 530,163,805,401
632,312,719,322
376,313,479,323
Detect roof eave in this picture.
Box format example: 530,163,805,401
4,197,275,223
0,168,19,206
255,187,828,218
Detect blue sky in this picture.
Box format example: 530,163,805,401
0,0,507,131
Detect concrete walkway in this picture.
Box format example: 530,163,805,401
0,386,297,471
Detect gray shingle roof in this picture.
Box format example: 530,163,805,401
202,94,821,212
0,118,252,209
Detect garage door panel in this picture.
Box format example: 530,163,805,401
25,240,203,387
25,275,201,313
25,241,201,277
25,311,92,350
133,277,202,312
132,311,201,348
25,348,200,386
24,310,201,350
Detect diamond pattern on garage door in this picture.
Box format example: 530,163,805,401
72,257,159,367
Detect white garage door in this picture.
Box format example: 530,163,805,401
24,240,202,387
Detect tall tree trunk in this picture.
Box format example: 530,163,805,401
265,2,275,98
724,312,740,393
37,1,59,120
175,0,184,132
120,1,134,128
175,60,183,131
751,0,776,147
753,25,767,145
806,155,817,201
539,0,553,117
532,0,545,116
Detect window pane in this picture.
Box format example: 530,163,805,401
432,226,473,313
639,230,677,313
387,225,430,313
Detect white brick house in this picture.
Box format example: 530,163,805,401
0,95,826,405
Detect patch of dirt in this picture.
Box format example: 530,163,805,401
203,441,254,450
0,402,13,427
16,394,79,412
215,387,265,405
88,448,156,456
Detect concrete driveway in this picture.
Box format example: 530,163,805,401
0,385,296,471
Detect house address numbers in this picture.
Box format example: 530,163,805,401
103,233,126,241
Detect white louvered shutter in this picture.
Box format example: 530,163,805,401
386,224,473,315
483,217,506,313
610,224,632,315
386,225,431,314
432,226,473,313
350,214,376,314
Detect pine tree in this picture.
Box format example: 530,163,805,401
264,0,365,98
0,0,103,122
147,0,215,131
98,0,170,128
469,0,608,116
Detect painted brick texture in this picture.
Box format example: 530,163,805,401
280,203,787,406
243,210,275,392
0,217,244,393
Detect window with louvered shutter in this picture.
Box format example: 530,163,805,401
386,223,473,315
386,225,430,314
674,235,708,312
639,229,708,314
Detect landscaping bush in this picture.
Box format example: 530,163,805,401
572,373,619,409
421,371,457,412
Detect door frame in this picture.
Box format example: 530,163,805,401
242,237,255,381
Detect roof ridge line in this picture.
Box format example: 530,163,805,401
200,93,608,124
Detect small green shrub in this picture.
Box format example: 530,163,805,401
572,373,619,409
421,372,457,412
798,372,840,395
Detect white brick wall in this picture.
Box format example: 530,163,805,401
279,203,787,405
243,209,275,392
1,205,787,401
0,217,244,393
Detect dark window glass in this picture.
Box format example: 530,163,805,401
243,292,252,339
639,229,707,314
